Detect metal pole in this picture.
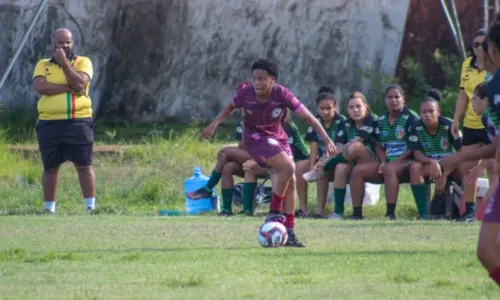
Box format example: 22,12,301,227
485,0,490,29
0,0,48,92
440,0,466,60
449,0,466,58
496,0,499,14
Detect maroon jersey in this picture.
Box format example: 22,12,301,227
232,83,303,144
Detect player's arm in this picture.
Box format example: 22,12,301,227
201,102,237,140
308,142,319,170
375,142,386,163
60,58,90,91
32,76,71,96
296,108,335,154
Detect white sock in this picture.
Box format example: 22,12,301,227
44,201,56,213
85,198,96,210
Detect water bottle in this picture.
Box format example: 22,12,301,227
184,166,215,214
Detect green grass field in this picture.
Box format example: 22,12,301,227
0,124,497,299
0,216,496,299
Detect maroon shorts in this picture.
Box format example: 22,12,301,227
483,181,500,223
244,137,292,168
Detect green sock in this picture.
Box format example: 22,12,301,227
334,188,347,214
242,182,257,213
324,154,347,171
221,188,234,213
411,184,429,217
205,170,222,191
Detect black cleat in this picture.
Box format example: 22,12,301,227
265,212,286,224
385,214,396,220
348,215,364,220
456,210,475,223
218,210,233,217
285,228,306,248
295,209,307,218
238,210,253,216
186,187,212,200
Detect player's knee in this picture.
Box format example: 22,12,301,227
335,163,350,175
350,165,365,179
384,163,398,176
222,162,240,176
347,141,364,156
217,148,229,163
74,164,92,173
44,167,59,175
280,160,295,178
409,162,423,174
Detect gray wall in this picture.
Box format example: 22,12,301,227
0,0,410,122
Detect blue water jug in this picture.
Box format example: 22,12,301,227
184,166,216,215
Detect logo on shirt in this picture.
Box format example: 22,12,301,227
381,130,388,137
440,137,449,150
288,136,293,144
236,126,242,133
307,127,313,133
271,108,282,119
267,138,279,146
396,126,404,140
408,135,418,142
252,133,260,140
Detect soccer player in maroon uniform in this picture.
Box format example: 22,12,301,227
200,59,335,247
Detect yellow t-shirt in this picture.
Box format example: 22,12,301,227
460,56,486,129
32,56,93,120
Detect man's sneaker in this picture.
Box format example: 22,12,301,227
327,212,343,220
385,214,396,220
186,187,212,200
44,208,55,215
218,210,232,217
348,215,363,220
265,212,286,224
295,209,307,218
284,228,306,248
456,210,475,222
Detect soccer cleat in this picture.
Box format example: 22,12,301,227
238,210,253,216
327,212,343,220
43,208,55,215
302,169,322,182
186,187,212,200
417,215,428,220
348,214,363,220
295,209,307,218
385,214,396,220
218,210,233,217
312,214,325,219
265,212,286,224
284,228,306,248
456,210,475,223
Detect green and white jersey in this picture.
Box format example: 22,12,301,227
376,108,419,162
407,116,462,161
306,114,346,157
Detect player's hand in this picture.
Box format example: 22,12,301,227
217,151,225,161
242,160,257,172
439,153,459,174
429,160,442,182
71,88,86,96
201,124,216,141
435,176,447,194
451,120,461,138
378,162,385,174
324,141,337,157
466,165,482,184
52,47,67,65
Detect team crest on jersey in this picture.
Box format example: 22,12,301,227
440,137,449,150
267,138,279,145
395,126,404,140
271,108,282,119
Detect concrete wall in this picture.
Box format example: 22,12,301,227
0,0,410,122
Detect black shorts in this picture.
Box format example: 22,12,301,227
36,118,94,170
462,127,489,146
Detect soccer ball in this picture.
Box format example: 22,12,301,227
257,222,288,248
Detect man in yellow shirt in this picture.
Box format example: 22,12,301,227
451,28,494,222
32,28,95,213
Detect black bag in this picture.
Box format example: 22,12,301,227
232,178,272,206
430,181,461,219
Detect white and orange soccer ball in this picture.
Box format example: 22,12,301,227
257,222,288,248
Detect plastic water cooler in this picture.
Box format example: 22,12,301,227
184,167,219,215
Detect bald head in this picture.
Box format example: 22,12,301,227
53,28,74,58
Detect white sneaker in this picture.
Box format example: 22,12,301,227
328,212,343,220
303,169,322,182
